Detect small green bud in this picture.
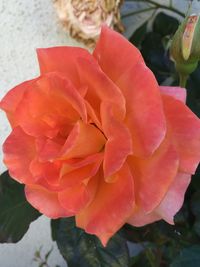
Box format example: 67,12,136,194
170,14,200,87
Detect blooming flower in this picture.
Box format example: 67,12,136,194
53,0,124,47
1,26,200,246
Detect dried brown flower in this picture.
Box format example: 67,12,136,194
53,0,124,47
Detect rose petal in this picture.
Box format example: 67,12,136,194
127,206,160,227
116,61,166,157
128,135,179,213
93,25,143,82
163,95,200,174
0,79,37,127
101,101,132,178
76,164,135,246
85,100,102,131
3,127,36,184
128,172,191,227
13,73,87,138
160,86,186,103
36,138,63,162
44,73,87,123
155,172,191,224
58,184,89,214
29,159,61,189
59,153,103,187
58,174,99,213
77,57,126,120
25,184,72,218
60,120,106,159
37,47,92,89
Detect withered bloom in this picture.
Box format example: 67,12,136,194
53,0,124,47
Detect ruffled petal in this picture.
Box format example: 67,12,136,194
3,127,36,184
155,172,191,224
25,184,71,218
163,95,200,174
76,57,126,120
93,25,143,82
160,86,186,103
58,174,99,213
76,164,135,246
127,206,160,227
29,159,61,189
59,153,103,187
0,79,37,127
36,137,63,162
128,135,179,213
116,61,166,157
37,47,92,89
128,172,191,227
60,120,106,159
85,100,102,131
101,101,132,178
13,73,87,138
44,73,87,123
58,184,89,214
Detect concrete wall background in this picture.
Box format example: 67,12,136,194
0,0,200,267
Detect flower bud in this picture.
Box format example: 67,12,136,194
170,14,200,86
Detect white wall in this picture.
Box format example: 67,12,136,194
0,0,200,267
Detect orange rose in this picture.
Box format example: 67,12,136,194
1,27,200,246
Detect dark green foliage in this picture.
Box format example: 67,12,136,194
129,21,148,48
170,246,200,267
153,12,179,37
139,13,179,84
186,64,200,117
0,171,41,243
51,217,130,267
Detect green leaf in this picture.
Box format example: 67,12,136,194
140,31,174,84
51,219,60,241
130,251,152,267
122,221,184,244
187,64,200,118
190,190,200,237
0,171,41,243
193,219,200,237
191,166,200,190
53,217,130,267
133,12,179,85
190,191,200,217
129,21,148,48
170,245,200,267
153,12,179,37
